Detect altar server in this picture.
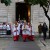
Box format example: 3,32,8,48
27,22,35,41
22,20,28,42
12,21,20,41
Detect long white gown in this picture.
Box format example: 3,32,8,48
22,25,28,35
27,26,32,36
12,24,20,36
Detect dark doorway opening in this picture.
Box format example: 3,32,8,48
16,3,31,22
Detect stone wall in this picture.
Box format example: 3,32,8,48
0,0,16,23
31,5,49,32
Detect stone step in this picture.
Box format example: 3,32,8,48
0,35,13,38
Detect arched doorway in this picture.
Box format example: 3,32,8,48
16,2,31,22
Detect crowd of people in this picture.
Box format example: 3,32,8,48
11,20,35,42
0,20,35,42
0,22,11,35
0,21,48,41
0,20,49,41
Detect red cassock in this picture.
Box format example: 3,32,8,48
27,26,35,41
28,35,35,41
13,35,19,41
22,35,28,42
22,25,28,42
12,25,19,41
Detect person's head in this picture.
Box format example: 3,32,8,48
24,20,27,25
3,22,6,25
40,23,42,25
15,21,18,26
28,22,31,26
18,21,20,23
15,21,18,25
15,25,18,27
43,22,46,25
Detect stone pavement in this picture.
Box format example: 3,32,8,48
34,32,50,50
0,34,50,50
0,38,13,50
4,41,40,50
35,38,50,50
0,38,50,50
0,38,41,50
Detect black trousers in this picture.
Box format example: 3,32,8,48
43,32,46,40
6,30,11,35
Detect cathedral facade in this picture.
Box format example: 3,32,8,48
0,0,49,32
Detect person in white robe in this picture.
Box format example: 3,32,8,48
22,20,28,42
27,22,35,41
12,21,20,41
2,22,6,34
6,23,11,35
17,22,21,35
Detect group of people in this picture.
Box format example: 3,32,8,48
12,20,35,42
0,22,11,35
0,20,34,42
1,21,48,41
38,22,48,40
